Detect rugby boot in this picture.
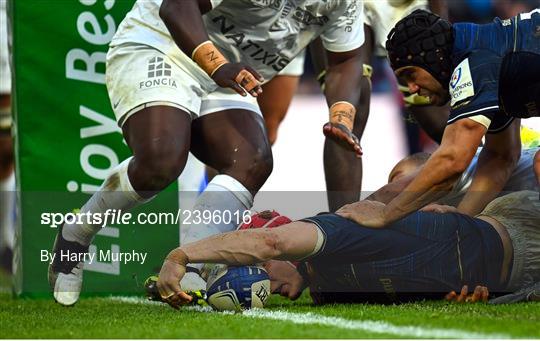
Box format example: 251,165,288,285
48,224,88,306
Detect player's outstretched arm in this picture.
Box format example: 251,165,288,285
456,120,521,215
160,0,263,97
157,222,318,308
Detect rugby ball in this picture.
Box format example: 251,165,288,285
206,265,270,312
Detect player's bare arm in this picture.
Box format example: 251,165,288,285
341,118,486,227
160,0,263,97
322,47,364,158
381,118,487,224
157,222,318,308
457,119,522,216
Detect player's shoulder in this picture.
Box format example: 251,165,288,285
449,50,501,105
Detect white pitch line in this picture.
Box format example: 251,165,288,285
107,296,213,312
106,296,512,339
244,309,512,339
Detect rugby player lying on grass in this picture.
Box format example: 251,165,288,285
156,190,539,308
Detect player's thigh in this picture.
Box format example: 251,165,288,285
122,106,192,160
107,44,202,157
258,75,300,125
191,88,271,172
258,53,303,124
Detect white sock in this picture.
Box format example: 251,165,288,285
182,174,253,273
0,172,15,250
62,157,151,246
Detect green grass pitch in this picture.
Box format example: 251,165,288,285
1,289,539,339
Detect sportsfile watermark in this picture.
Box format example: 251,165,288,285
40,209,253,228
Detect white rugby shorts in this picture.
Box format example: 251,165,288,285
277,52,305,77
364,0,429,57
106,44,261,127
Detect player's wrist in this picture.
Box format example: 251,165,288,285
329,101,356,132
165,248,189,266
191,40,229,78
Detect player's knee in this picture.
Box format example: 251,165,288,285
132,144,188,189
247,147,273,182
228,146,273,184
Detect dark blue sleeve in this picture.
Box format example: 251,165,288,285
447,51,513,133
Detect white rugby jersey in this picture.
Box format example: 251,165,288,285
111,0,364,83
364,0,429,56
440,148,539,207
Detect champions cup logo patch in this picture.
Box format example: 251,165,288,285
140,57,177,90
450,58,474,107
450,67,461,89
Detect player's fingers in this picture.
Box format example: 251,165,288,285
332,126,350,144
482,287,489,302
165,291,193,309
244,65,265,82
350,133,362,158
479,286,489,302
179,291,193,303
471,285,483,302
322,122,333,134
235,69,261,96
445,291,457,301
239,72,260,94
457,285,468,302
228,81,247,97
165,294,183,309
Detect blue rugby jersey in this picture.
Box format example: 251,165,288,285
447,9,540,132
299,212,504,304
